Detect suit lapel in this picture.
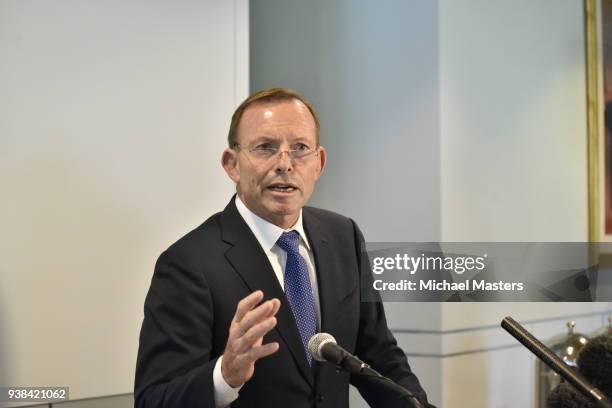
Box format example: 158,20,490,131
303,209,356,391
302,209,346,335
220,198,314,388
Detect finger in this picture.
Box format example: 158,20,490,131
237,300,276,336
247,341,279,361
237,316,277,352
234,290,264,323
267,298,280,316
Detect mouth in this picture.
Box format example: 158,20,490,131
267,182,298,193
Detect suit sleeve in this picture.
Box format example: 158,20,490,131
134,247,217,408
348,220,436,408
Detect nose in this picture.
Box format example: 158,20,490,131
275,150,293,173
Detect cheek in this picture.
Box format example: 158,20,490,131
301,170,319,190
248,177,260,192
242,168,267,192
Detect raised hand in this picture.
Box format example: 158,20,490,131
221,290,281,388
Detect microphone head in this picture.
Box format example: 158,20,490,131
308,333,336,362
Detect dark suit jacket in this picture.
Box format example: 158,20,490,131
135,198,433,408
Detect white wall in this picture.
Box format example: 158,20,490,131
439,0,588,242
0,0,248,402
438,0,605,406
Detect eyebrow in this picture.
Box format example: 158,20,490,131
252,135,313,143
255,135,308,143
250,136,280,145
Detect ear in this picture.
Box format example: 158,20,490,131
314,146,327,181
221,148,240,183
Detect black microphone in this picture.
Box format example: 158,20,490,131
308,333,423,408
501,316,612,408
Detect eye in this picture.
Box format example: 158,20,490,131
254,142,276,150
292,143,310,151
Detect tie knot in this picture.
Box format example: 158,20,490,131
276,230,300,255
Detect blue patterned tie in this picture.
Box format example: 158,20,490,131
276,230,317,365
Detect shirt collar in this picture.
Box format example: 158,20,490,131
235,195,311,252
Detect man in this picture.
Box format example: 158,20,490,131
135,88,433,407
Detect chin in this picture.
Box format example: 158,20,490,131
270,204,298,216
265,197,300,211
266,201,301,219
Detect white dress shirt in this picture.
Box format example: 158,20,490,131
212,196,321,407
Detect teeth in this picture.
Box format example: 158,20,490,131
270,185,295,192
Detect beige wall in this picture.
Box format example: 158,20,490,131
0,0,248,404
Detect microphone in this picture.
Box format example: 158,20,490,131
308,333,423,408
308,333,374,375
501,316,612,408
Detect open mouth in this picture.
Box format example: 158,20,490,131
267,183,298,193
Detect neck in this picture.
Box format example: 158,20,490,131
268,214,298,230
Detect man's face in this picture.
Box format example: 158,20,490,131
222,99,326,229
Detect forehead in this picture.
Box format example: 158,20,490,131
237,99,317,142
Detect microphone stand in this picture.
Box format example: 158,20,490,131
333,348,423,408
